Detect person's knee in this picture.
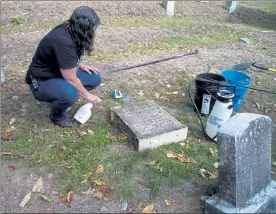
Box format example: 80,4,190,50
62,87,79,107
91,74,101,89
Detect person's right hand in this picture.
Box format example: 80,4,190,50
85,93,102,105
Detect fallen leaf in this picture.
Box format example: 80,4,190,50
8,164,16,171
166,150,177,158
80,178,88,184
6,126,16,133
93,180,106,186
96,164,103,174
167,150,196,163
99,185,110,197
180,142,185,147
19,191,32,208
1,151,12,155
138,91,144,96
272,162,276,166
83,171,93,178
213,162,219,169
88,129,94,135
59,195,68,203
32,176,43,193
76,129,87,137
41,195,51,202
142,203,154,214
93,189,104,199
209,148,215,158
67,191,74,203
1,132,15,141
199,169,216,179
103,197,113,201
10,118,16,126
154,93,160,99
146,161,156,167
164,200,175,206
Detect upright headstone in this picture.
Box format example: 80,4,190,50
205,113,276,213
162,0,175,17
1,66,6,83
111,100,188,151
226,0,237,13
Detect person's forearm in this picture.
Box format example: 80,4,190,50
69,78,90,98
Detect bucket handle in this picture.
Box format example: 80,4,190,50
218,84,236,94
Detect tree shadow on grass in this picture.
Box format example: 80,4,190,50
228,5,276,30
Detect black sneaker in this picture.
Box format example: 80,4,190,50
52,117,77,127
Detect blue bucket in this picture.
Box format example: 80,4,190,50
221,70,252,112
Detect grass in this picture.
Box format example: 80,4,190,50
11,16,25,25
109,17,193,29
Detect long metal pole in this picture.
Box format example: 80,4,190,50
103,50,198,74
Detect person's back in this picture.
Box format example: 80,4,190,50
26,23,79,84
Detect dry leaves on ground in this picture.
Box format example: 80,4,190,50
8,164,16,171
10,118,16,125
41,195,51,202
60,191,75,204
19,191,32,208
154,93,160,99
199,168,216,179
164,200,175,206
166,150,196,164
145,161,163,172
213,162,218,169
142,203,154,213
32,176,43,192
0,151,12,155
96,164,103,174
76,129,87,137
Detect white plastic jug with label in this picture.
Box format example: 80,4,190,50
206,90,234,141
74,103,93,124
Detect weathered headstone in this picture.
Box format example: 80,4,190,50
162,0,175,17
110,100,188,151
205,113,276,213
226,0,237,14
1,66,6,83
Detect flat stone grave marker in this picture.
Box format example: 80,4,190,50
110,100,188,151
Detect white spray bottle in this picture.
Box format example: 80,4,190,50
74,102,93,124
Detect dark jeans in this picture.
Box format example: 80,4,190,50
30,69,101,122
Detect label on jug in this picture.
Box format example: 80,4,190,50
201,94,211,115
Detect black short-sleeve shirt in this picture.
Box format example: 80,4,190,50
25,23,80,84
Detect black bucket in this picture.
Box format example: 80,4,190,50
194,73,227,115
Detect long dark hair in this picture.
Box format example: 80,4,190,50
66,6,101,56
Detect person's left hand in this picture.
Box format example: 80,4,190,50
80,64,100,74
